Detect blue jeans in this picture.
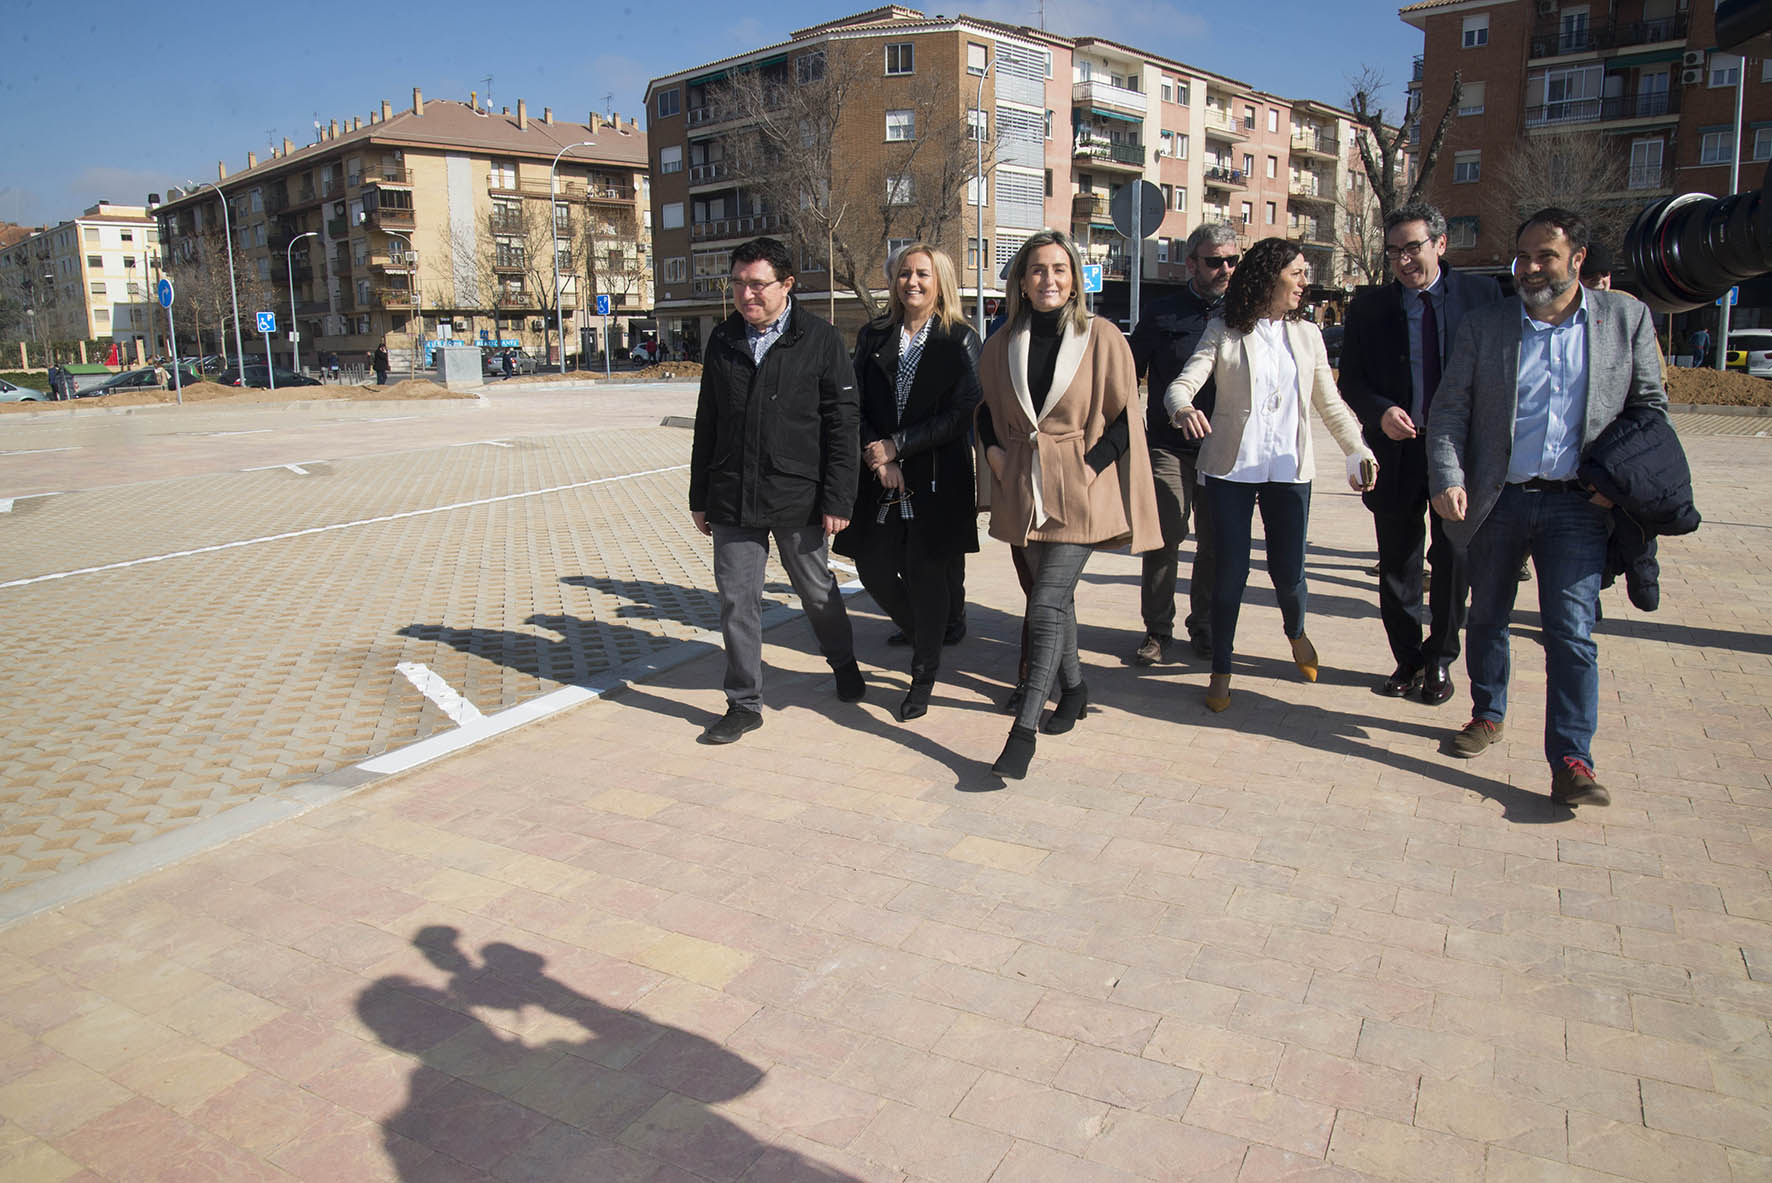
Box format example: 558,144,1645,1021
1206,477,1311,676
1463,484,1610,770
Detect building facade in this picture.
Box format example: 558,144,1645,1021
155,91,651,371
1403,0,1771,280
0,203,161,350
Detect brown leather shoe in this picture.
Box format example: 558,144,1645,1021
1450,717,1503,758
1551,757,1611,807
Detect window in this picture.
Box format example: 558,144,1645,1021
86,254,102,268
966,238,988,270
656,88,680,118
1462,14,1489,47
1045,168,1053,196
887,237,915,264
1161,79,1172,103
120,230,133,243
1175,81,1190,106
1267,109,1278,133
663,256,686,283
1453,150,1481,183
1265,201,1277,225
885,43,914,75
90,281,105,295
1764,59,1772,83
84,227,100,244
1459,81,1486,116
1243,104,1256,129
887,175,914,204
556,240,572,270
1242,153,1254,175
967,175,987,206
661,201,684,229
1755,128,1772,162
94,308,109,324
967,42,987,75
1629,139,1665,188
1701,129,1732,164
1160,183,1173,208
1156,239,1169,264
1448,216,1478,248
659,145,682,174
968,108,988,141
490,160,517,189
886,110,915,141
1044,110,1055,139
1174,133,1188,159
1173,186,1187,211
1240,201,1253,225
1266,156,1278,179
1711,56,1741,88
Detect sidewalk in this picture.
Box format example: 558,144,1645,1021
0,420,1767,1182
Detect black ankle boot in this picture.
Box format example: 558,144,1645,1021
898,678,934,722
992,725,1037,779
1042,682,1089,734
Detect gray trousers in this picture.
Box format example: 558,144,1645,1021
1141,446,1215,643
712,523,855,711
1016,540,1092,731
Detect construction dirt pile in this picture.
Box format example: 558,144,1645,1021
626,362,702,380
0,380,473,413
1665,366,1771,407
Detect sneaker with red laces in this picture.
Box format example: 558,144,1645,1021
1551,757,1610,807
1449,717,1503,758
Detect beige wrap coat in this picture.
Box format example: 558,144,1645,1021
977,315,1161,553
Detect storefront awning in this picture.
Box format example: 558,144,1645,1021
1089,106,1142,124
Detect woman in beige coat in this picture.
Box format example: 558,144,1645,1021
977,230,1161,778
1164,237,1377,713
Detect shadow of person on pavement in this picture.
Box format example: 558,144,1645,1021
357,925,860,1181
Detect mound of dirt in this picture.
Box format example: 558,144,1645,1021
1665,366,1772,407
0,379,472,413
627,362,703,380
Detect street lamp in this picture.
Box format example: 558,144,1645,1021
973,58,994,336
550,139,597,372
382,232,421,381
189,180,245,371
285,231,319,376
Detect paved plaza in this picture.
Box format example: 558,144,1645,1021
0,385,1768,1181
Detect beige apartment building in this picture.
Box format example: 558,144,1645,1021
646,7,1393,350
0,202,161,350
1402,0,1771,287
155,90,651,371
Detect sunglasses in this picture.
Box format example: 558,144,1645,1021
1195,254,1240,270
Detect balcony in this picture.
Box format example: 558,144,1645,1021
1072,79,1148,119
1411,56,1424,84
1292,224,1334,248
1529,13,1687,60
1100,253,1131,279
325,217,349,238
373,287,418,309
496,291,530,308
689,161,733,185
368,250,415,272
1526,88,1679,130
1203,108,1250,141
1290,131,1339,160
691,212,786,242
1289,181,1333,204
297,300,330,317
490,212,524,235
375,169,413,187
584,181,637,204
1072,191,1110,222
290,261,314,283
1074,137,1146,169
1203,165,1248,191
363,206,416,230
692,276,729,297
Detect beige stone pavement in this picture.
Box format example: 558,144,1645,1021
0,416,1767,1182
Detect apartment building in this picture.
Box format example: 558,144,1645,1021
155,90,651,370
0,202,161,348
646,8,1392,349
1403,0,1772,279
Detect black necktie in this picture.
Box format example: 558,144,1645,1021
1419,292,1441,423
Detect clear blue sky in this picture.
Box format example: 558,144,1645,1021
0,0,1421,228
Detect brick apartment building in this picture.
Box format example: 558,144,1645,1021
155,90,652,372
1402,0,1772,312
0,203,161,352
645,6,1397,351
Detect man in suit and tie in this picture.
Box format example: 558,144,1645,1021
1342,203,1503,705
1429,208,1668,807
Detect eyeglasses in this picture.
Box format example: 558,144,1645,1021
729,278,783,295
1194,254,1240,270
1383,239,1436,260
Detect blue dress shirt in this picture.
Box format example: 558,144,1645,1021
1508,295,1589,483
1403,272,1445,423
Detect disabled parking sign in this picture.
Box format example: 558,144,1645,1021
256,311,277,333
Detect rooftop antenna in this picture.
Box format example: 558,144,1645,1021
266,129,278,152
312,113,322,144
481,75,494,111
603,91,615,118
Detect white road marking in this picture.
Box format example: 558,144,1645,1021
351,416,419,424
0,492,63,514
0,447,79,457
243,463,316,475
0,501,10,514
449,439,513,448
0,463,689,590
203,429,273,438
395,662,484,725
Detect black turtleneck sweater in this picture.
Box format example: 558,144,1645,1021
979,309,1129,474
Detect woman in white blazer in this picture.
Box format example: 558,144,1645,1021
1164,237,1377,712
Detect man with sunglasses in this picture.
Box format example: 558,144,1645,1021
1128,222,1239,665
689,237,865,744
1341,203,1503,706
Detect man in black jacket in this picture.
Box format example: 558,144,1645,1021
1127,222,1238,664
689,237,865,744
1341,203,1503,705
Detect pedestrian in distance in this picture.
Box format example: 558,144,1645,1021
1429,207,1668,809
1579,241,1614,290
833,243,982,723
372,343,391,385
1127,222,1239,667
1688,324,1710,368
688,237,866,745
502,349,516,380
1163,237,1378,714
976,229,1161,779
1339,202,1504,707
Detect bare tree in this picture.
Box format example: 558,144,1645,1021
710,44,989,320
1349,65,1461,224
1497,130,1632,252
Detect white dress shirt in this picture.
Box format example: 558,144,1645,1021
1223,317,1303,484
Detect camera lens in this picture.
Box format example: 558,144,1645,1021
1625,165,1772,313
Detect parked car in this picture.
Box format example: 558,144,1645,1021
483,349,539,376
1724,328,1772,378
628,340,663,365
215,364,323,389
0,377,49,402
80,367,200,397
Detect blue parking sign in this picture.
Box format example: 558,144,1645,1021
1082,265,1104,294
596,294,612,316
256,311,277,333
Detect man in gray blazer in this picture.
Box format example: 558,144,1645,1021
1428,208,1667,808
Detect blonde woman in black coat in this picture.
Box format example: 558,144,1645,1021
834,243,982,722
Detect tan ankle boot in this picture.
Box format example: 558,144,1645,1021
1205,673,1231,712
1290,634,1319,682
